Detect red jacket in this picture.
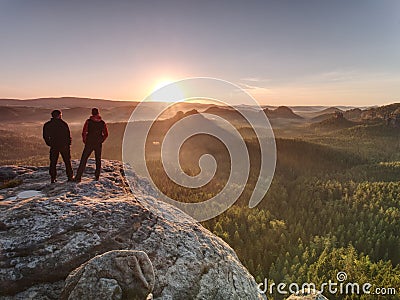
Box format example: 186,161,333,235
82,115,108,144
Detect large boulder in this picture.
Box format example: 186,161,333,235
60,250,154,300
286,289,329,300
0,160,264,299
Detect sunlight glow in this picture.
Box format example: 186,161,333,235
147,78,187,103
152,79,175,93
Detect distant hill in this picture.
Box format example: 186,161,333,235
360,103,400,120
0,97,216,111
204,105,304,123
297,106,362,119
288,106,328,112
289,105,356,112
3,99,400,129
319,106,343,114
310,112,335,122
0,97,218,122
0,106,52,123
311,107,362,123
311,112,357,130
203,106,245,122
0,97,138,109
343,108,363,121
0,105,137,124
0,102,214,124
263,106,303,119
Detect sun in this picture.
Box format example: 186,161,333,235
152,78,175,93
147,78,185,103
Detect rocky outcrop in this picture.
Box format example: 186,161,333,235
263,106,303,119
287,289,329,300
60,250,154,300
0,160,264,299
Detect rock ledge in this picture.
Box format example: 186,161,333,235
0,160,264,299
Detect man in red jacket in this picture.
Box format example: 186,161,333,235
74,108,108,182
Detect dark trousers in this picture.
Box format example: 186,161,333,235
49,146,73,180
75,143,102,180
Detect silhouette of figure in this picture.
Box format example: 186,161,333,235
74,108,108,182
43,110,73,183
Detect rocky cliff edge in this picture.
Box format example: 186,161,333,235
0,160,264,299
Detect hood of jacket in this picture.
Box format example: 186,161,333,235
90,115,102,122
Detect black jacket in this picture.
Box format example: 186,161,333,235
43,118,72,148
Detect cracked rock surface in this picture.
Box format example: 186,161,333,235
0,160,264,299
60,250,154,300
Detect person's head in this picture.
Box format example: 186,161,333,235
51,110,62,119
92,108,99,116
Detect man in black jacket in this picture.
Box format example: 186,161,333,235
74,108,108,182
43,110,73,183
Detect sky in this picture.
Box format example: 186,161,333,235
0,0,399,106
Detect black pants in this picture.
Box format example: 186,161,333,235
75,143,102,180
49,146,73,180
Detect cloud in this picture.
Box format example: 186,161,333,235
241,77,271,83
300,69,398,85
238,77,272,92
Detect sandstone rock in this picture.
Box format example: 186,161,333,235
286,288,329,300
0,160,264,299
60,250,154,300
0,166,18,181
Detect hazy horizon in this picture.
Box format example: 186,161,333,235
0,95,391,108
